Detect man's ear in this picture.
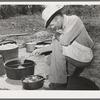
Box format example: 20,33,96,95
56,16,62,21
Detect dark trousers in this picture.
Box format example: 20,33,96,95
66,56,93,77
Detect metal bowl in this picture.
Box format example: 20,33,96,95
5,59,35,80
22,75,45,90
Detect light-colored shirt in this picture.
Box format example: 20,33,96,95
59,15,94,49
58,15,94,62
43,15,94,62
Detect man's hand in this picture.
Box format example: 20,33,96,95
54,32,61,41
56,29,63,34
31,49,42,56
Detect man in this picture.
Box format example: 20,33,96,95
32,5,94,90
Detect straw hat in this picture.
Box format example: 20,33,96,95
42,5,64,28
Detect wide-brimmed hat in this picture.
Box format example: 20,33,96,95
42,5,64,28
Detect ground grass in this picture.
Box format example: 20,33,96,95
0,14,100,89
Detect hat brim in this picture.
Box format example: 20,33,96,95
45,8,62,28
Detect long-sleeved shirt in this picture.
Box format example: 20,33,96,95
59,15,94,49
41,14,93,62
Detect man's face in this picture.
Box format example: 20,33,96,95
49,16,62,31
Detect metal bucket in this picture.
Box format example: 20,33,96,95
26,42,36,52
0,40,18,62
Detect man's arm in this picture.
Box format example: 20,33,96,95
59,15,83,46
40,44,52,53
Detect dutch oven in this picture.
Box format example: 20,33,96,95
0,40,18,62
22,75,46,90
5,59,35,80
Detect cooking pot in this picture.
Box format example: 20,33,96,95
22,75,45,90
5,59,35,80
0,40,18,62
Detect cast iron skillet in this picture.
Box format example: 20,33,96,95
22,75,47,90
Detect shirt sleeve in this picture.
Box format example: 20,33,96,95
59,15,83,46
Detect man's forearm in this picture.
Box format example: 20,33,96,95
41,44,52,53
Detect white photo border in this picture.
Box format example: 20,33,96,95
0,1,100,99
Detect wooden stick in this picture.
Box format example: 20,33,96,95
0,33,29,37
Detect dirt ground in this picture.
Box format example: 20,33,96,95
0,15,100,89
